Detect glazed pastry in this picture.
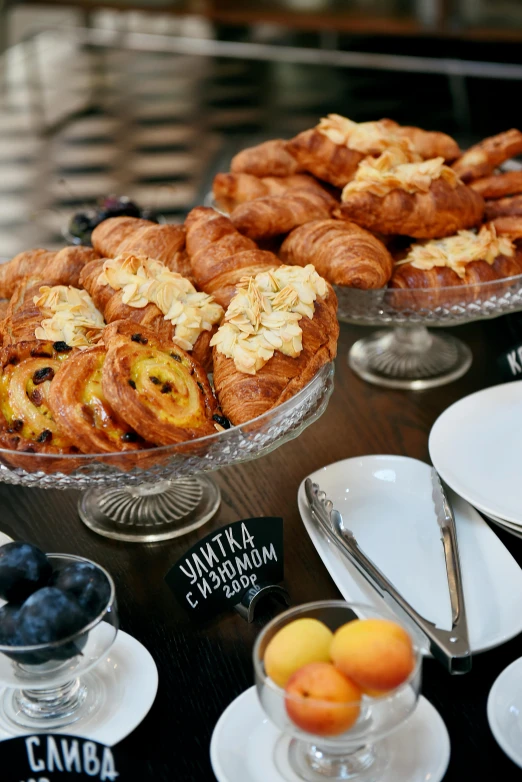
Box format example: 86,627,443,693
0,246,99,299
280,220,393,288
335,148,484,238
469,171,522,199
212,172,336,213
101,321,218,445
390,224,522,306
185,206,281,308
91,217,190,277
48,346,145,453
452,129,522,182
0,340,78,453
231,191,333,241
211,265,338,425
485,194,522,220
230,139,301,177
79,254,223,370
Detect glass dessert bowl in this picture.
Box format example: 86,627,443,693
337,273,522,389
253,600,422,782
0,363,334,543
0,553,118,732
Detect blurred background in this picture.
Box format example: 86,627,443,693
1,0,521,255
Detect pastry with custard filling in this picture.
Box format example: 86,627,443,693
101,321,218,445
211,264,338,425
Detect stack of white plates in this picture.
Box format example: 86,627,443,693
429,381,522,538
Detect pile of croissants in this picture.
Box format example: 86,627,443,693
212,116,522,295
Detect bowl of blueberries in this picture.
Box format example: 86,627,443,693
0,541,118,730
65,195,160,246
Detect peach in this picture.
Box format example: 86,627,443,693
264,618,333,688
330,618,415,693
285,662,361,736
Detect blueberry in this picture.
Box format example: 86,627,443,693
0,542,52,602
51,562,111,621
17,587,88,662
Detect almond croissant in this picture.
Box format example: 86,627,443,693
185,206,281,308
230,139,301,177
231,191,333,241
280,220,393,288
91,216,191,278
287,129,364,188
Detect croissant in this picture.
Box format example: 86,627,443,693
212,172,336,213
48,345,146,453
491,216,522,240
452,129,522,182
230,139,301,177
91,217,190,277
101,320,218,444
0,340,78,453
387,123,461,161
231,191,333,241
485,194,522,220
1,276,49,346
280,220,393,288
211,265,338,425
286,129,364,188
185,206,281,308
0,246,98,299
469,171,522,199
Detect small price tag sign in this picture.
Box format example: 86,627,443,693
0,734,139,782
497,342,522,382
165,517,284,620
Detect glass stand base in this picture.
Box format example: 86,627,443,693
348,326,472,390
287,739,387,782
78,475,220,542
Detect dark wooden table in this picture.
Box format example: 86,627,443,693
1,317,520,781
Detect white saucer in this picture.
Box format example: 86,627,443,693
298,456,522,655
483,514,522,538
429,381,522,525
488,656,522,768
210,686,450,782
0,629,158,745
0,531,13,546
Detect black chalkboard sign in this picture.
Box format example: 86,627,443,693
0,734,140,782
497,342,522,382
165,517,284,619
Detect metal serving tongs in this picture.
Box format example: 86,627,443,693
304,473,472,674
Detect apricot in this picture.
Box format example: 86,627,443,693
285,662,361,736
264,618,333,688
330,618,415,693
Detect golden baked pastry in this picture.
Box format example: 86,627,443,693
0,246,99,299
230,191,333,241
101,321,218,445
452,129,522,182
469,171,522,199
287,128,364,188
485,194,522,220
48,345,146,453
335,148,484,238
91,217,190,277
280,219,393,288
185,206,281,308
211,265,338,425
212,172,336,213
0,340,77,453
230,139,301,177
490,215,522,239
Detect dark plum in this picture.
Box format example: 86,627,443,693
16,587,88,662
0,603,22,645
52,562,111,621
67,211,95,245
139,208,159,223
0,542,52,602
97,195,141,219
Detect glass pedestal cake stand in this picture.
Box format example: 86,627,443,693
0,364,333,543
336,275,522,390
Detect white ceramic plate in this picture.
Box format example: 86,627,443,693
0,629,158,745
483,514,522,539
488,656,522,768
0,531,13,546
298,455,522,654
429,381,522,524
210,686,450,782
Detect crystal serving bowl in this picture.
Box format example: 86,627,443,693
336,273,522,389
0,363,334,542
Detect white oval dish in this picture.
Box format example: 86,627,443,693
488,656,522,768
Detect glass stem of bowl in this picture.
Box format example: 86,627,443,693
290,739,383,781
13,678,87,721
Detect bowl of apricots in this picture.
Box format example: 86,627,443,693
253,600,422,782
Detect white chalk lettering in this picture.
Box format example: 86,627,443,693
83,742,101,776
209,571,220,589
26,737,45,772
47,737,64,772
197,579,212,598
200,542,219,567
225,527,242,552
212,533,227,556
100,747,119,781
61,739,81,772
241,523,254,548
251,549,262,567
218,560,236,581
179,560,197,584
235,552,252,575
192,553,208,578
507,350,522,375
186,591,198,608
262,543,277,563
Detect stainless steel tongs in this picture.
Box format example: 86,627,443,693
304,472,472,674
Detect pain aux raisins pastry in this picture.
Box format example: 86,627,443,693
211,264,338,425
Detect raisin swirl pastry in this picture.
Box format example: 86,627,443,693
47,346,146,454
0,340,77,453
101,321,218,445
